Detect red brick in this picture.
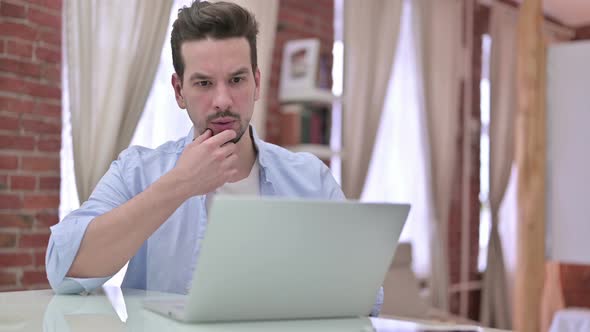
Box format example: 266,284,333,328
10,175,36,191
37,29,60,46
19,232,50,248
22,156,59,171
40,65,60,83
0,193,23,209
34,46,60,63
36,212,58,228
22,118,60,134
0,22,36,40
0,76,60,99
560,264,590,291
0,96,35,113
0,271,18,286
0,114,20,131
25,284,48,290
0,58,42,78
0,212,35,228
0,2,26,18
37,137,60,152
0,285,22,291
35,101,60,117
0,155,18,170
28,8,60,30
0,233,17,248
33,250,45,267
22,270,48,285
23,193,59,209
575,26,590,40
0,252,32,267
39,176,59,190
6,40,34,58
0,174,7,189
27,0,61,11
0,135,35,150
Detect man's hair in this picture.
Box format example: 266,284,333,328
171,1,259,81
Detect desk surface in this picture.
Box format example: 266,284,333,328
0,287,508,332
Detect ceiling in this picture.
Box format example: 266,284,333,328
515,0,590,27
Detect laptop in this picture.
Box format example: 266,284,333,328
143,196,410,323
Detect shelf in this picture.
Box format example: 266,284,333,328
279,89,339,105
284,144,341,160
279,103,330,114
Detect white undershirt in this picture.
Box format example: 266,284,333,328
205,159,260,215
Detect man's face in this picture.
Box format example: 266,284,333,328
172,37,260,142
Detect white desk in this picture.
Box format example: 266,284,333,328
0,287,508,332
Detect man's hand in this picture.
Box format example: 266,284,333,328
172,129,239,197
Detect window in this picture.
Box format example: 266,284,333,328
361,0,431,278
330,0,344,184
478,34,492,271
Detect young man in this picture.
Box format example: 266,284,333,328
46,1,383,316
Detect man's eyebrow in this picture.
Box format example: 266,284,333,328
188,72,212,81
229,67,250,77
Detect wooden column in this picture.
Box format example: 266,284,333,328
515,0,546,331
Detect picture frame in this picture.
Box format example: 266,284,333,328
279,38,321,101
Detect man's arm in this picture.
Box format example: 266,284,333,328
67,129,239,278
46,130,238,292
65,166,196,278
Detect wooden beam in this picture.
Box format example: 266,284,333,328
515,0,546,331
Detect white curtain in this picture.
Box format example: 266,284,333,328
362,0,431,279
342,0,403,199
65,0,173,202
413,0,464,311
480,3,517,329
131,0,202,149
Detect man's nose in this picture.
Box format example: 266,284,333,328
212,83,232,110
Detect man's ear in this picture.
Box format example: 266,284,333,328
254,67,261,101
172,73,186,109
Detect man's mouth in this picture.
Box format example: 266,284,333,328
209,118,237,132
211,117,235,125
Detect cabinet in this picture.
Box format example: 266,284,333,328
278,89,340,162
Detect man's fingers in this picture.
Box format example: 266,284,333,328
193,128,213,144
221,153,239,168
207,129,237,146
219,142,237,157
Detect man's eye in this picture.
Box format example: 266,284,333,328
230,77,243,84
196,81,211,87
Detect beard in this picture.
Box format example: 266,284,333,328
205,110,248,144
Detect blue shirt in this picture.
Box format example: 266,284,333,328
46,127,383,316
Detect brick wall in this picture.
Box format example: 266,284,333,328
265,0,334,144
575,25,590,40
0,0,61,291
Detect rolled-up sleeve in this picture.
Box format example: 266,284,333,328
46,150,135,294
319,163,346,200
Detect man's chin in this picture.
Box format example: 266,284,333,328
208,127,245,145
227,128,246,144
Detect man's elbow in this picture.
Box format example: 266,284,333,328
45,241,80,294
